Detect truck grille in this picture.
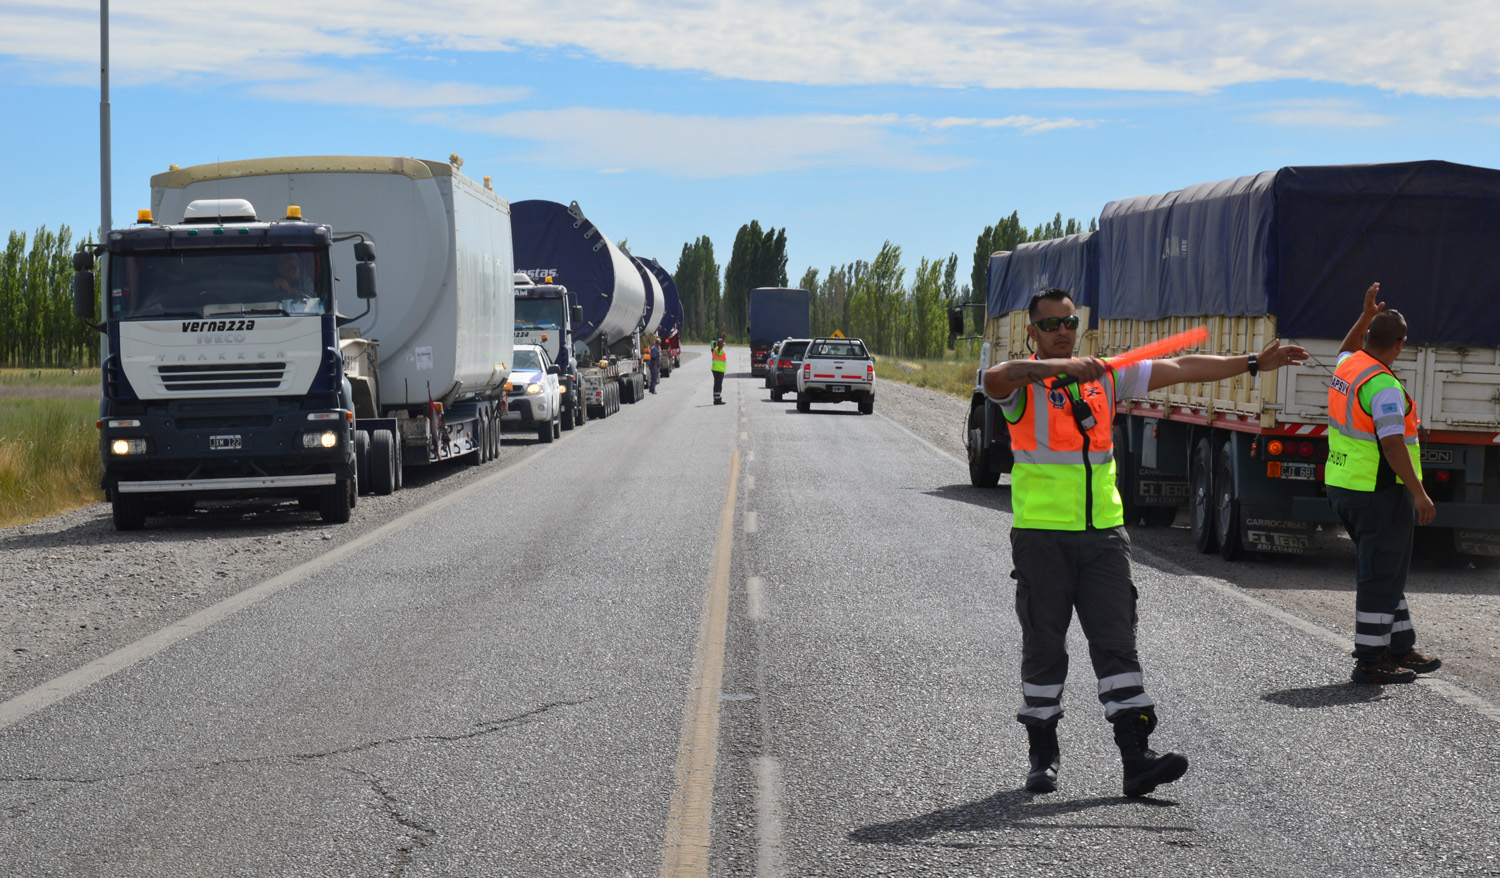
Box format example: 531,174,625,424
157,362,287,392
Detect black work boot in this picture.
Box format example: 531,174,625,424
1111,711,1189,798
1024,722,1061,793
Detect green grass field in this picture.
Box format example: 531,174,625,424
875,354,978,400
0,374,103,527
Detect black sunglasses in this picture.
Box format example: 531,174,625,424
1031,315,1080,332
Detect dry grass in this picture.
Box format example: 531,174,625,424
0,396,104,527
875,355,979,400
0,367,98,388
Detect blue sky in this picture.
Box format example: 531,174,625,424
4,1,1500,294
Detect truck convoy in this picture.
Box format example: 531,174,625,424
76,155,515,530
511,200,657,418
748,287,812,376
963,160,1500,563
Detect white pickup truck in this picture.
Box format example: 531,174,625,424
796,337,875,414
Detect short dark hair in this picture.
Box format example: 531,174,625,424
1367,310,1407,347
1028,288,1073,321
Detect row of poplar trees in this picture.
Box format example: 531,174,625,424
670,211,1092,359
1,226,98,368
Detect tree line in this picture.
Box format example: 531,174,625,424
1,226,99,368
671,210,1093,358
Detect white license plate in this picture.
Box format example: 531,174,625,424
830,385,848,393
209,435,242,450
1421,449,1453,464
1280,462,1316,480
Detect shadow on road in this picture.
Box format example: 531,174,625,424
923,483,1014,514
848,791,1187,848
1261,682,1395,709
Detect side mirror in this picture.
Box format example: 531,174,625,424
354,241,376,263
73,272,96,319
356,261,377,299
947,306,965,336
570,305,583,325
546,364,561,376
73,249,95,272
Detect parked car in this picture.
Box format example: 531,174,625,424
766,338,811,402
796,337,875,414
502,344,563,442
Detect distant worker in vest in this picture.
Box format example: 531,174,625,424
982,287,1307,797
711,333,727,405
1325,282,1439,686
648,336,661,395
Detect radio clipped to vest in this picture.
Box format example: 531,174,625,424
1051,377,1098,432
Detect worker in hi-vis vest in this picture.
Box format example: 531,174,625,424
710,333,727,405
1325,282,1440,686
982,287,1307,798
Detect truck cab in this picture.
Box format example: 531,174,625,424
76,198,375,529
513,272,586,430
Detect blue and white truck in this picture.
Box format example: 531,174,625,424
76,155,514,530
511,200,654,417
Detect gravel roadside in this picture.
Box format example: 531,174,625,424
4,372,1497,711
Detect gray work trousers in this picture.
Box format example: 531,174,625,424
1011,526,1153,726
1327,484,1417,661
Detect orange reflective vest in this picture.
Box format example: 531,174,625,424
1004,359,1124,530
1326,350,1421,491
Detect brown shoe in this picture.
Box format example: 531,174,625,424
1351,658,1417,685
1391,650,1442,674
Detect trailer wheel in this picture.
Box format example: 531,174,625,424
112,493,147,531
575,397,588,426
1214,443,1245,560
394,440,405,490
967,404,1000,488
354,429,371,495
319,477,353,524
370,430,397,495
1189,438,1218,554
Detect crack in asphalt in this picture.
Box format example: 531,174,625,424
0,698,590,843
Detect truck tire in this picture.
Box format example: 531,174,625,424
969,404,1000,488
370,430,396,495
354,429,371,495
319,477,353,524
394,440,405,490
771,389,784,402
538,415,554,443
1190,438,1218,554
560,399,575,431
112,493,147,531
797,397,810,413
1214,443,1245,560
859,395,874,415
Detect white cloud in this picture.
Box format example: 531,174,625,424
7,1,1500,98
424,108,974,177
1244,99,1392,128
246,69,529,108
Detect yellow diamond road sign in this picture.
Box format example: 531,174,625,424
831,329,845,338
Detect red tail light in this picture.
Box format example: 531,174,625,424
866,363,875,380
778,360,791,369
1299,441,1315,458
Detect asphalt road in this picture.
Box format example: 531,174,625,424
2,346,1498,877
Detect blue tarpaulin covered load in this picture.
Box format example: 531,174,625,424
986,232,1098,321
1098,160,1500,347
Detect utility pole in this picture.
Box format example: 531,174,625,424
100,0,111,240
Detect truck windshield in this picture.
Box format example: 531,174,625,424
514,297,563,330
108,248,331,319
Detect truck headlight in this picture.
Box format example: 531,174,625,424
302,431,339,449
110,438,147,456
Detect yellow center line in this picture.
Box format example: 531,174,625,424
659,449,739,877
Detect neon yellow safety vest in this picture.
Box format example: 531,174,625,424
1325,350,1422,491
1004,363,1125,530
711,345,727,373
